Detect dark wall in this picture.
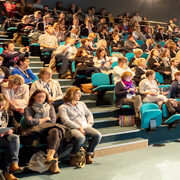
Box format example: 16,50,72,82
31,0,180,24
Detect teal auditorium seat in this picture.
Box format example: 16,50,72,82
136,40,144,46
32,75,39,83
111,61,118,69
126,52,135,61
0,47,3,54
109,45,112,54
60,41,66,46
6,27,17,38
158,41,166,47
91,73,115,92
71,61,88,78
140,103,162,129
141,53,149,59
155,72,171,88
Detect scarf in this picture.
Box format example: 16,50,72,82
31,102,51,120
122,79,134,95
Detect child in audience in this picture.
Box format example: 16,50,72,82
0,93,23,180
115,71,142,125
59,87,102,165
113,57,135,84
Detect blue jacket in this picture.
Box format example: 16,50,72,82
12,67,37,84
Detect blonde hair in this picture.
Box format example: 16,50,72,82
38,67,52,79
97,39,107,49
88,33,96,39
0,93,9,110
8,75,24,85
134,48,143,55
63,87,81,102
134,58,146,66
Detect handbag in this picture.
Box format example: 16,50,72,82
27,151,51,173
81,83,94,93
119,115,135,127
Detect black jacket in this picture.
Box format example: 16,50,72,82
133,67,146,85
140,42,153,52
170,81,180,99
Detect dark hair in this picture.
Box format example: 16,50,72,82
118,57,127,63
76,47,87,57
146,70,155,77
3,41,14,50
96,47,106,59
16,56,29,66
28,89,50,107
174,71,180,77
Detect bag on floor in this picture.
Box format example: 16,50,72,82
119,115,135,127
27,151,51,173
81,83,93,93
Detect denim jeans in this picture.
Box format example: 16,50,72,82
71,127,102,154
0,134,20,172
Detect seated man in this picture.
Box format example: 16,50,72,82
29,10,43,24
1,41,28,68
55,37,77,78
38,25,58,54
36,14,51,32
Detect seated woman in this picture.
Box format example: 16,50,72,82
124,34,139,52
96,39,110,56
140,38,154,53
1,75,29,122
30,67,64,112
147,49,161,71
0,93,23,180
171,58,179,81
113,57,135,84
158,48,171,84
132,25,146,41
128,48,143,68
139,70,167,106
93,47,116,74
12,56,37,85
59,87,102,165
74,47,100,78
133,58,147,85
80,38,93,55
22,89,71,174
169,42,177,58
170,71,180,99
115,72,142,125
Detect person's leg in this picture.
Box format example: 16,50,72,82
84,127,102,154
58,57,71,77
85,67,101,75
131,95,142,117
70,129,86,155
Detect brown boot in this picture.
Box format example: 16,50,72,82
46,149,57,164
91,153,95,158
49,159,61,174
4,171,19,180
69,155,76,167
9,163,24,173
86,154,93,164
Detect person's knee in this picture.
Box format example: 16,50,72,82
74,134,86,145
8,134,20,144
48,128,60,137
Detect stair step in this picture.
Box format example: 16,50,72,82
56,79,75,86
95,138,148,157
0,38,12,42
93,117,118,128
29,56,41,61
30,61,43,67
82,99,97,108
31,67,42,73
61,85,72,93
90,106,118,118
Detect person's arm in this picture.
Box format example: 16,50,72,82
26,69,37,81
54,81,63,100
115,81,128,98
48,105,56,123
82,102,94,125
59,105,81,129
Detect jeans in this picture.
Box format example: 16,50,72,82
71,127,102,154
0,134,20,172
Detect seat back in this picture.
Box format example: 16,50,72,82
60,41,66,46
111,61,118,69
155,72,164,84
158,41,166,48
136,40,144,46
72,61,76,73
126,52,135,61
91,73,110,86
140,103,159,114
141,53,149,59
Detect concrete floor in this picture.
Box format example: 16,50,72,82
18,142,180,180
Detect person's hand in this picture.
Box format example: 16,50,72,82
128,88,134,93
78,127,85,135
25,46,30,52
19,47,25,53
77,63,82,66
88,122,94,127
0,133,4,137
164,71,171,75
6,129,13,135
16,107,24,114
150,92,158,96
161,91,168,95
49,97,56,102
154,63,160,66
39,117,50,124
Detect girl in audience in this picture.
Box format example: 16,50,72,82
171,58,179,81
93,47,115,74
12,56,37,85
145,27,155,39
1,75,29,122
147,49,161,71
59,87,102,165
113,57,135,84
22,89,71,174
115,71,142,125
158,48,171,83
139,70,168,107
128,48,143,68
0,93,23,180
74,47,100,78
30,67,64,112
133,58,147,85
